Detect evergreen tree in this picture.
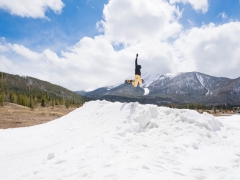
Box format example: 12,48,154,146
65,100,70,109
41,98,46,107
29,95,34,109
51,99,55,107
9,92,14,103
17,94,21,105
0,72,3,82
0,94,3,107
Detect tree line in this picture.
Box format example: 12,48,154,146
0,72,88,109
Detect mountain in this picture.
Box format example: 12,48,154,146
76,72,240,106
0,72,88,104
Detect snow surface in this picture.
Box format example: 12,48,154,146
107,83,122,91
196,73,212,96
143,88,149,95
1,101,240,180
140,72,184,96
164,72,182,79
141,72,162,87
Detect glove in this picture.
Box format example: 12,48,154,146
136,53,138,58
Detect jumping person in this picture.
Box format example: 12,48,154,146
127,53,143,87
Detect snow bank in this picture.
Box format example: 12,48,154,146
162,107,222,131
0,100,239,180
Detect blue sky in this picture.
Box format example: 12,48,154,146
0,0,108,53
0,0,240,91
178,0,240,28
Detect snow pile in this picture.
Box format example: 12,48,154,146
0,100,240,180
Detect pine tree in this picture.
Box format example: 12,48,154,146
29,95,33,109
51,99,55,107
41,98,45,107
9,92,14,103
65,100,70,109
0,72,2,81
0,94,3,107
17,94,21,105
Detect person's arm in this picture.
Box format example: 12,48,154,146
135,53,138,68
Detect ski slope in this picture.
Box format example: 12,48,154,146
0,101,240,180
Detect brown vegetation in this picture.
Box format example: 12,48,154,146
0,102,77,129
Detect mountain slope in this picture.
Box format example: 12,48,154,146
0,71,87,103
77,72,240,105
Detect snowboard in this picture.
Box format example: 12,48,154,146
124,79,144,85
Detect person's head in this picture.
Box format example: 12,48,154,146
138,65,141,69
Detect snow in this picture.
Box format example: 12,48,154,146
140,72,183,95
141,72,162,87
107,83,122,90
164,72,182,78
196,72,212,96
0,101,240,180
143,88,149,95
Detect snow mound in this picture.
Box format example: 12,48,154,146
1,100,240,180
162,107,222,131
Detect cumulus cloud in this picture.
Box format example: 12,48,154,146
169,0,209,13
0,35,178,91
1,0,240,91
0,0,64,18
174,22,240,78
99,0,182,45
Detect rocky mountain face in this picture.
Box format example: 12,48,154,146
76,72,240,106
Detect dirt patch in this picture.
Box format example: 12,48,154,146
197,109,238,117
0,102,78,129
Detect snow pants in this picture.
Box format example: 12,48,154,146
132,75,143,87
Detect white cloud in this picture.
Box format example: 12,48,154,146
169,0,209,13
99,0,182,45
10,44,40,60
1,0,240,91
0,0,64,18
0,35,178,91
187,19,195,27
218,12,228,19
174,22,240,78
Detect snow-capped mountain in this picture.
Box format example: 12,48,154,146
76,72,240,105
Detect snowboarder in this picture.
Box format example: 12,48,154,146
125,53,143,87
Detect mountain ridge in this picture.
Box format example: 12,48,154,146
76,72,240,106
0,71,89,106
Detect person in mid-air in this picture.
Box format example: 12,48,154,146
127,53,143,87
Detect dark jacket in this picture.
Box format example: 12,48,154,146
135,57,141,76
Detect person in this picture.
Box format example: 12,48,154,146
128,53,143,87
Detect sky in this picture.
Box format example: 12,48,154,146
0,0,240,91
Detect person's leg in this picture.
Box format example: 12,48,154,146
132,75,138,87
132,75,141,87
139,76,143,86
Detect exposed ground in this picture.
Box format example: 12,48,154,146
0,103,77,129
197,109,238,116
